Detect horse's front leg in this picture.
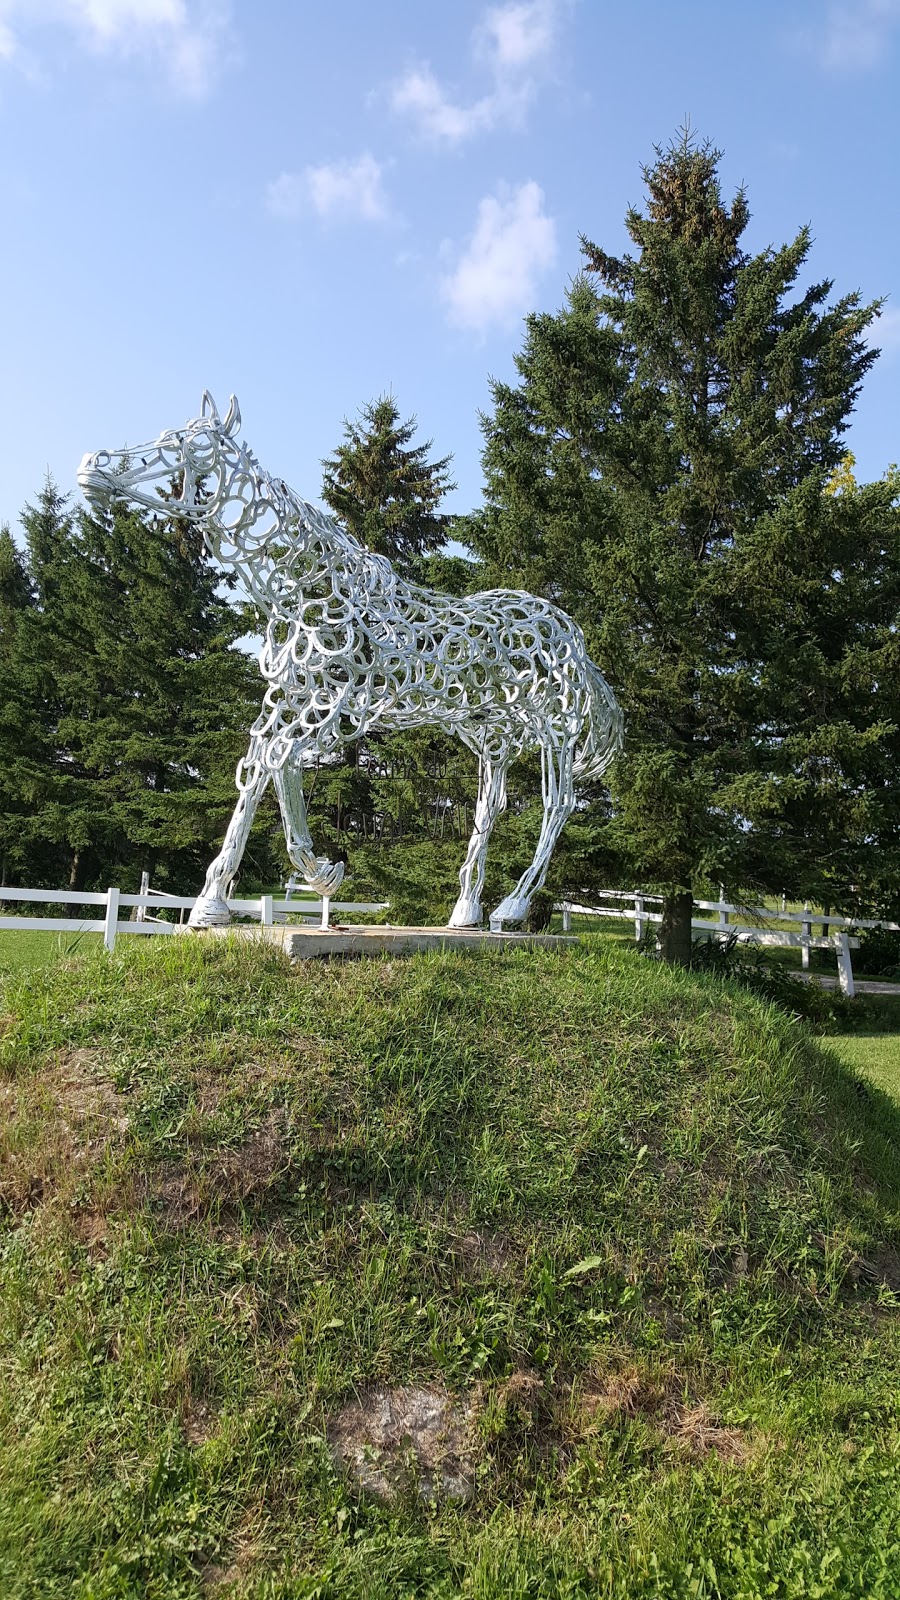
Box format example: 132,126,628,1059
189,738,271,928
272,745,345,898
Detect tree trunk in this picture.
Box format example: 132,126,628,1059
68,849,86,890
659,889,693,965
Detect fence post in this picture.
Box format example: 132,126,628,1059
834,930,855,999
562,903,572,933
801,903,811,971
261,895,274,927
136,869,149,923
634,893,645,943
103,887,120,952
321,896,331,931
718,885,729,936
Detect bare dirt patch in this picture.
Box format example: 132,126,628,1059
200,1115,287,1203
182,1399,217,1448
451,1228,516,1276
0,1051,127,1218
327,1384,476,1500
141,1113,288,1226
576,1365,750,1463
669,1401,748,1463
849,1242,900,1293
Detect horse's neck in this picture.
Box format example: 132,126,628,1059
211,448,365,616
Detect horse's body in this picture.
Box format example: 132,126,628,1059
79,394,623,929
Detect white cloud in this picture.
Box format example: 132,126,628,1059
441,180,557,335
868,304,900,354
391,66,495,144
0,0,233,96
819,0,900,68
266,154,389,225
392,0,564,145
475,0,557,71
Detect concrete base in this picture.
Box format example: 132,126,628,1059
183,923,577,960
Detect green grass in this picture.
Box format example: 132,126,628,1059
0,929,102,975
1,938,899,1598
825,1032,900,1105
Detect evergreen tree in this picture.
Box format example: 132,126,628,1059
315,397,487,903
15,480,264,892
0,523,52,884
322,396,456,578
471,134,891,960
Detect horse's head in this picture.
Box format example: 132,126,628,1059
78,391,243,520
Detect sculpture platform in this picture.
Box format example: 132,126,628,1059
185,924,578,960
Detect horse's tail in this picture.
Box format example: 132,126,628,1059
573,659,624,783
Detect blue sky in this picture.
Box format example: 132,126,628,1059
1,0,898,538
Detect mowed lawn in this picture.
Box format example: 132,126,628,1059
826,1031,900,1104
0,928,104,975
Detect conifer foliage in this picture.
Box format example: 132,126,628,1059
472,133,896,960
0,481,263,891
322,396,456,578
312,397,485,911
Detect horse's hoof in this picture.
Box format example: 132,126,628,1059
188,896,232,929
488,894,530,929
448,896,482,928
308,861,345,897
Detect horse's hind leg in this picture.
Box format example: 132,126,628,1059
189,736,271,928
489,742,576,929
448,757,508,927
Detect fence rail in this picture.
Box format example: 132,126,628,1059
0,885,389,952
557,891,900,999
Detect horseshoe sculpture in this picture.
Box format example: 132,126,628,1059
79,394,623,929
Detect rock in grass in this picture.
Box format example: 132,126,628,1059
327,1384,476,1501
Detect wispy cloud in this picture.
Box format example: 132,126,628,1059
0,0,234,97
392,0,565,145
818,0,900,69
441,180,557,335
867,304,900,355
266,154,390,225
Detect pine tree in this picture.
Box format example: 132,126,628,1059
0,523,53,884
322,396,456,578
316,398,487,903
15,480,264,892
471,133,890,960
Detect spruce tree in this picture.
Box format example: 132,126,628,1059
471,134,889,960
0,524,53,884
322,396,456,578
317,398,484,903
15,480,263,892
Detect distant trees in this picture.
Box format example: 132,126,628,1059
0,480,267,892
471,133,899,958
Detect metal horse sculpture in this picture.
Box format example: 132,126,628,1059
79,394,623,930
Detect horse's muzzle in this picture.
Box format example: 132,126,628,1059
78,452,115,508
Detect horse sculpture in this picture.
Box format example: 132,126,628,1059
79,394,623,930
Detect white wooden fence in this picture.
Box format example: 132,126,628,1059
0,885,388,953
558,890,900,998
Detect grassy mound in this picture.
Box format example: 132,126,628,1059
1,938,899,1599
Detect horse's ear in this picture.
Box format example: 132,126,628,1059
223,395,241,437
200,390,219,419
